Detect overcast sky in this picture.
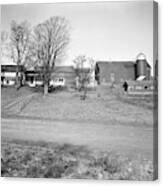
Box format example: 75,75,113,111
1,1,153,68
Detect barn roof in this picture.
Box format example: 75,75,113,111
96,61,135,68
96,60,151,69
1,64,25,72
53,66,75,73
28,65,75,73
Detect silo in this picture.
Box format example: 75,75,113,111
136,53,147,79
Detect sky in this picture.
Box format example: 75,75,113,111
1,1,154,69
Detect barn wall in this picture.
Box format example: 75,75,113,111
97,62,136,83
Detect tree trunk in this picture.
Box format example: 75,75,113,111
80,82,87,100
83,84,87,100
44,83,48,96
16,49,21,90
15,71,20,91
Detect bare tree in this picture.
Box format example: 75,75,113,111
73,55,87,69
74,55,95,100
33,16,70,95
10,20,31,89
1,31,9,86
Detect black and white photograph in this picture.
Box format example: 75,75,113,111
1,1,158,181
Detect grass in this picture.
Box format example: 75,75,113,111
1,87,34,106
117,94,154,110
1,140,153,180
1,86,154,180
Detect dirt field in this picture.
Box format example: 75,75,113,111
1,86,154,179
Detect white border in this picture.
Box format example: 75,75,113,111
0,0,162,185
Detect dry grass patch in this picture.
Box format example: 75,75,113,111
1,140,153,180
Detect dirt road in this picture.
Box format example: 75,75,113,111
1,117,153,160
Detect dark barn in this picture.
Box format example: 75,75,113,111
95,54,151,84
95,61,136,84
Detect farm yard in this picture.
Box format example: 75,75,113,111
1,86,155,180
1,2,158,181
1,86,153,125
